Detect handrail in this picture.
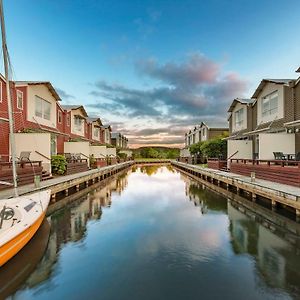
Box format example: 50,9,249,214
80,152,89,159
35,151,51,161
227,150,239,160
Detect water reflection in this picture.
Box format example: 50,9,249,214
0,221,50,299
2,166,300,299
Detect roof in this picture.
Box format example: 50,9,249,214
87,117,103,126
296,67,300,73
101,124,111,129
14,81,61,101
251,79,293,99
228,98,254,112
111,132,121,138
61,105,88,117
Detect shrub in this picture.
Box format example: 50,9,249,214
200,138,227,159
89,154,96,168
51,155,67,175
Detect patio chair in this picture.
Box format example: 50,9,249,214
64,153,72,162
273,152,285,160
19,151,31,162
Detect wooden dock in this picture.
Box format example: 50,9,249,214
172,161,300,219
0,161,134,203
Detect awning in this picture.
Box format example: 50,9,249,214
0,117,9,122
284,120,300,128
74,114,86,119
242,127,270,136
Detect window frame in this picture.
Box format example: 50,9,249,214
234,108,244,128
35,95,51,120
74,116,82,131
94,126,99,138
67,114,70,127
17,90,24,110
58,110,62,124
261,91,278,118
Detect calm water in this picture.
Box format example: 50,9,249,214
1,165,300,300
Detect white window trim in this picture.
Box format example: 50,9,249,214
17,90,24,110
67,114,70,127
261,91,278,118
35,95,51,120
234,108,244,128
74,117,83,131
58,110,62,124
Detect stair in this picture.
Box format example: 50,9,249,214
42,170,53,181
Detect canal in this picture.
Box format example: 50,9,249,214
1,165,300,299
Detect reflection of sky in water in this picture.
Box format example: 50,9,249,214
13,166,299,300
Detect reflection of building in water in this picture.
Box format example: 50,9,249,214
184,178,227,214
228,202,300,292
22,172,130,290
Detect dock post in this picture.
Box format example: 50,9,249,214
252,193,256,202
296,209,300,222
271,199,277,211
51,193,56,203
76,184,80,192
65,189,68,196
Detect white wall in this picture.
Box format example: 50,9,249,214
180,148,191,157
27,84,57,128
13,133,51,172
257,83,284,125
89,145,107,158
106,148,116,157
64,141,90,166
259,133,295,160
227,139,253,159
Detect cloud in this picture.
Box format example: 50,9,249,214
55,87,75,101
88,53,248,146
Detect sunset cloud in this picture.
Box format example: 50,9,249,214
89,53,248,147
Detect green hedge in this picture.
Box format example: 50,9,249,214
51,155,67,175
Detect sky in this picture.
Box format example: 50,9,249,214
2,0,300,148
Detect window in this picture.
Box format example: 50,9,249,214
235,108,244,128
35,96,51,120
74,117,82,131
67,114,70,126
17,90,23,110
262,91,278,117
58,111,62,123
94,127,99,137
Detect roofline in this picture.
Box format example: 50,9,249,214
62,105,88,117
251,79,293,99
227,98,252,112
14,81,61,101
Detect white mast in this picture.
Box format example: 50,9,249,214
0,0,18,196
